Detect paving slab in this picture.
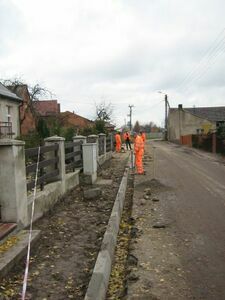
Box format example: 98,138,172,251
0,230,41,278
95,178,113,186
0,223,17,240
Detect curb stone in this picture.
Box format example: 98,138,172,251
84,167,129,300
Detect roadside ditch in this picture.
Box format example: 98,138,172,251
106,173,134,300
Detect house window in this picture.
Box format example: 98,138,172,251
7,106,11,123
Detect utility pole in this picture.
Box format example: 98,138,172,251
165,94,168,141
158,91,169,141
128,105,134,131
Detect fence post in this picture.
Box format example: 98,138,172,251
82,143,97,184
212,131,217,154
73,135,87,169
110,133,114,151
98,133,106,156
0,139,28,226
44,136,66,192
73,135,87,144
87,134,99,160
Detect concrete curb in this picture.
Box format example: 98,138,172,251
84,167,130,300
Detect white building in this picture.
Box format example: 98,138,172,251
0,83,22,138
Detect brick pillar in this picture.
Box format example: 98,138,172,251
0,139,28,226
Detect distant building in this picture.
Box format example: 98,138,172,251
7,84,36,135
33,100,60,116
168,105,225,143
33,100,94,133
59,111,94,131
105,122,116,132
0,82,22,138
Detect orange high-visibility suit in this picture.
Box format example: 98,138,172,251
115,133,121,152
123,132,132,150
134,134,144,174
141,132,146,143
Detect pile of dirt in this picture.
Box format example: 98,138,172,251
0,154,128,300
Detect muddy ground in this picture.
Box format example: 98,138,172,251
0,152,129,300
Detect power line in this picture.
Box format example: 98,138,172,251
181,43,225,94
176,28,225,90
182,40,225,91
176,27,225,91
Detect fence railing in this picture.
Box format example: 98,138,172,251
25,134,113,190
0,133,116,226
0,122,13,138
186,133,225,155
25,144,59,191
65,141,83,173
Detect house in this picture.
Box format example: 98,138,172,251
32,100,94,133
33,100,60,116
59,111,94,131
0,82,22,138
168,105,225,144
7,84,36,135
105,122,116,132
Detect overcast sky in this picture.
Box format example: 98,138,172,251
0,0,225,127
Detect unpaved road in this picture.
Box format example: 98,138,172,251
127,141,225,300
153,141,225,299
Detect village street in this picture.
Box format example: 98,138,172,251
127,141,225,300
1,139,225,299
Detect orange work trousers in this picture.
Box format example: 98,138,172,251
116,142,121,152
135,149,144,174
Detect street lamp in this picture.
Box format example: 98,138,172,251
158,91,169,141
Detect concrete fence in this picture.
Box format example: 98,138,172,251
0,133,114,228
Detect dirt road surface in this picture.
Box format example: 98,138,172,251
127,141,225,300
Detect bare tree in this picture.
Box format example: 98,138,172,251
29,83,53,101
1,77,53,128
95,101,114,122
1,77,53,101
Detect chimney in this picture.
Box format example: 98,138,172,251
178,104,183,110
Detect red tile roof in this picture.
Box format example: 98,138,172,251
60,111,94,128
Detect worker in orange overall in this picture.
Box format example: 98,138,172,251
140,130,146,154
140,130,146,144
115,131,122,153
134,132,145,174
123,131,132,150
